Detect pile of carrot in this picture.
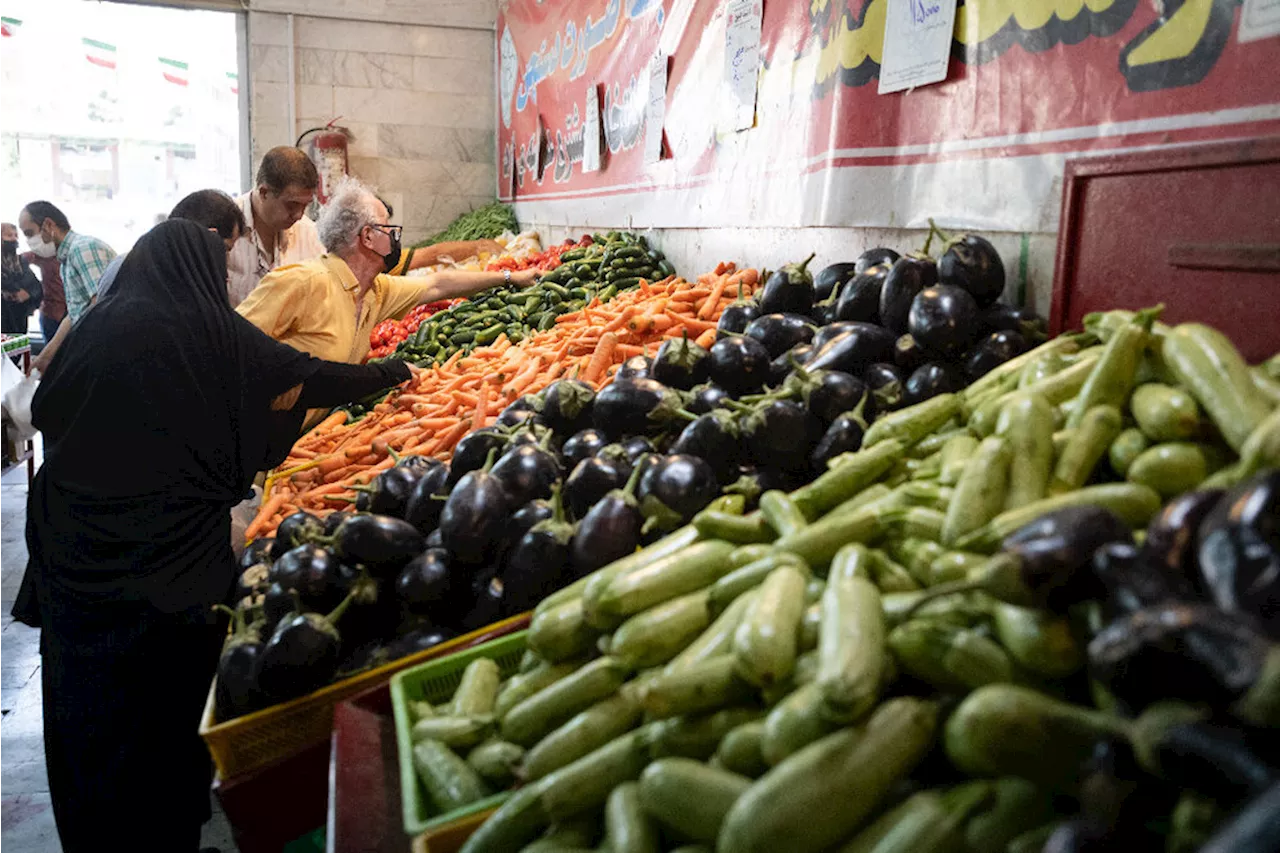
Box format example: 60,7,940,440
245,264,760,540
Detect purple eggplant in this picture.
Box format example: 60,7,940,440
506,421,558,450
1092,541,1194,616
242,538,275,571
740,398,822,472
979,303,1046,341
652,334,711,390
805,323,897,376
323,512,353,536
908,284,979,358
565,454,630,519
236,563,270,606
561,428,610,469
620,435,658,464
670,409,741,484
395,550,452,617
834,265,891,324
592,377,688,438
1198,472,1280,637
540,379,596,436
439,450,510,567
811,412,867,472
903,362,963,406
270,544,349,610
458,568,508,630
767,345,815,388
449,427,510,486
504,487,574,611
964,330,1029,380
424,528,444,550
811,300,836,326
382,624,457,661
497,396,543,428
812,322,866,351
492,442,563,507
879,256,937,335
509,498,554,541
759,254,817,316
894,334,928,374
572,466,645,572
617,354,653,381
938,233,1005,307
717,299,762,339
403,462,452,535
638,454,720,531
708,335,773,396
272,511,324,559
332,514,426,576
213,605,267,722
1197,779,1280,853
855,247,901,273
1141,489,1223,591
257,592,356,703
864,362,906,412
794,369,871,425
364,464,427,518
687,384,732,415
744,313,816,359
262,581,295,632
813,262,860,302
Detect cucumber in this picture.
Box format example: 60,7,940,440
817,550,885,722
648,707,764,761
991,603,1083,678
605,782,660,853
1048,404,1123,495
501,657,629,747
734,564,807,687
1163,322,1270,451
521,692,643,781
411,715,494,750
594,541,736,622
1108,427,1150,477
496,661,582,722
715,720,769,778
709,553,809,614
529,598,598,663
963,777,1056,853
1130,382,1201,441
667,590,756,674
995,392,1054,510
459,784,550,853
887,621,1013,693
638,758,752,844
718,698,939,853
412,739,492,813
639,655,752,719
466,739,525,787
1126,442,1208,499
954,483,1162,552
537,728,653,822
799,602,820,652
452,658,502,717
610,590,711,670
939,436,1010,547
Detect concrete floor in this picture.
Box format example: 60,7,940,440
0,445,238,852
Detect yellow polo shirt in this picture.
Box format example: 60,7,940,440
235,255,430,365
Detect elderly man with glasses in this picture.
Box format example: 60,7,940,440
237,176,538,400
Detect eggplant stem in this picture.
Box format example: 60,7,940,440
322,494,356,504
481,446,500,473
387,448,402,463
326,588,359,626
672,408,699,423
921,228,936,257
622,460,645,498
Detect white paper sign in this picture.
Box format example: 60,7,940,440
644,54,667,164
1239,0,1280,42
878,0,959,95
583,84,603,173
723,0,763,132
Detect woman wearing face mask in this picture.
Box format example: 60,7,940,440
1,223,43,335
24,219,423,853
235,176,539,429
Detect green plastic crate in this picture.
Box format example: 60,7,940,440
390,631,528,837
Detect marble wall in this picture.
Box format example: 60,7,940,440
246,2,497,243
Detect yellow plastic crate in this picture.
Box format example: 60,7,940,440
200,613,530,780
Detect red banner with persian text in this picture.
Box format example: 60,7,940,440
496,0,1280,231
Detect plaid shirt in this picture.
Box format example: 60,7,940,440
57,230,117,322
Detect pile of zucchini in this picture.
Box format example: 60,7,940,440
537,232,676,298
401,310,1279,853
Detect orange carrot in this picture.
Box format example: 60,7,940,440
699,274,731,320
696,328,718,349
245,493,288,540
583,332,619,384
667,311,719,334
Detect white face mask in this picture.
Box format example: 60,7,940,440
26,231,56,258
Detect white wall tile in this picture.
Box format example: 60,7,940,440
248,11,290,47
412,56,493,96
250,45,291,84
378,125,492,164
296,84,335,119
251,0,495,31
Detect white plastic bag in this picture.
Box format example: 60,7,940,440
1,359,38,443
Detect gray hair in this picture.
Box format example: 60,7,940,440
316,176,383,255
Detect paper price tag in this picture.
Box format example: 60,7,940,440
723,0,763,132
878,0,959,95
583,84,603,173
644,53,667,164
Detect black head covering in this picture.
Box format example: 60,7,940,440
27,220,324,611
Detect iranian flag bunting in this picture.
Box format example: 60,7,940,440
1,17,21,38
160,56,188,87
227,71,239,95
83,37,117,69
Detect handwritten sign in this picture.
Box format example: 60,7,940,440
1239,0,1280,42
878,0,958,95
644,53,667,164
583,83,603,173
723,0,763,132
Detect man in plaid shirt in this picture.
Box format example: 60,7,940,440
19,201,116,373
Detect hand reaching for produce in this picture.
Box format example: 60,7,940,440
509,268,541,288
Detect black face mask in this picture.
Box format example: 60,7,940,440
382,230,402,273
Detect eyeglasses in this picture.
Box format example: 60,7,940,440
368,223,403,241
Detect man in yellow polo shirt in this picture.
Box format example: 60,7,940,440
236,176,538,368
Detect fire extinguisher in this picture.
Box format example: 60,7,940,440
296,118,350,205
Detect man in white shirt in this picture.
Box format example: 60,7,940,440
227,146,327,307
